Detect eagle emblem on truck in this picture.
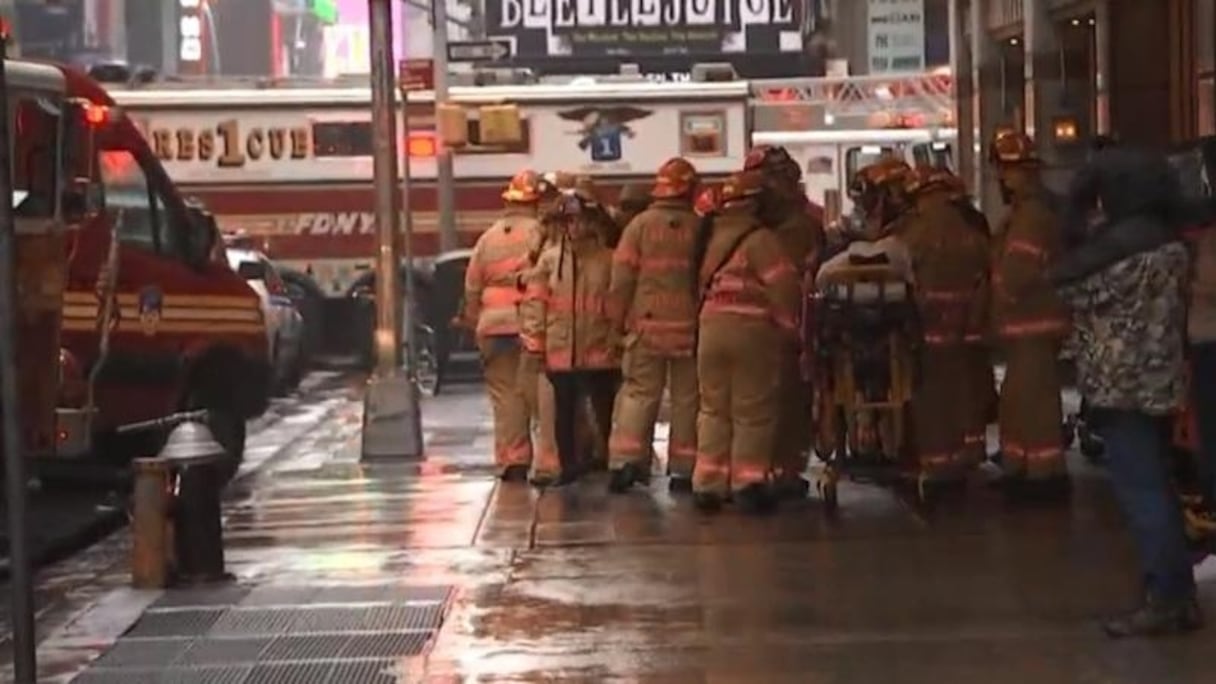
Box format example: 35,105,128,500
558,106,652,163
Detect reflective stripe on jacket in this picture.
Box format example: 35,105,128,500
610,199,700,356
991,189,1069,340
520,234,621,370
699,206,801,337
463,210,539,337
902,193,990,347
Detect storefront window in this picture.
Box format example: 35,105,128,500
1198,0,1216,135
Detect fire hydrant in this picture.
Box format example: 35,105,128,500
131,420,230,588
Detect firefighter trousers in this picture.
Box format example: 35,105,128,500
912,344,969,478
962,344,996,467
479,335,532,472
999,336,1067,480
693,319,781,496
774,348,811,480
547,370,619,476
609,348,698,478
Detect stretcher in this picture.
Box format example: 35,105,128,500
809,261,919,509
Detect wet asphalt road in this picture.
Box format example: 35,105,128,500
4,376,1216,682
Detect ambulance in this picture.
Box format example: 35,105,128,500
108,69,955,296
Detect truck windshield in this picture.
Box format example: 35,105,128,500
9,95,64,218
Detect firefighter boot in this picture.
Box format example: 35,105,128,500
774,475,811,500
693,491,724,513
668,475,693,493
608,463,648,494
736,483,778,515
501,465,529,483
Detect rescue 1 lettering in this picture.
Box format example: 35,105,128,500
145,119,309,167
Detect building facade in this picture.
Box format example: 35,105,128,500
954,0,1215,209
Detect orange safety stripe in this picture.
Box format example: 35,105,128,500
774,312,798,333
669,444,696,458
923,332,965,346
732,464,770,485
1002,443,1064,460
921,289,972,302
1005,240,1045,260
482,286,522,309
520,334,544,353
693,458,729,475
614,245,641,267
758,261,794,285
702,302,769,319
1000,318,1068,337
610,435,647,453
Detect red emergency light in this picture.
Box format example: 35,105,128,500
84,104,111,127
408,132,437,158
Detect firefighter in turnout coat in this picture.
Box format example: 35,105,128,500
989,130,1072,499
693,169,802,514
901,166,991,481
608,157,702,493
745,145,827,499
520,192,622,486
462,169,544,481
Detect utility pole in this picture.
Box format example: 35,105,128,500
432,0,457,252
361,0,422,459
0,22,38,682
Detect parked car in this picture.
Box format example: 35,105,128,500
225,247,305,394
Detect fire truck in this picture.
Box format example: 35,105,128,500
44,66,271,475
107,70,955,297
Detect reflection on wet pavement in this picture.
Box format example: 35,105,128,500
5,381,1216,682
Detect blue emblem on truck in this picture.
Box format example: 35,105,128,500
557,106,652,163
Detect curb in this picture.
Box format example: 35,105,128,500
0,504,126,583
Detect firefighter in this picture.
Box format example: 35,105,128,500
607,157,702,494
815,157,915,285
901,166,991,482
745,145,827,499
988,130,1072,499
692,169,802,514
942,171,998,466
519,171,572,484
520,191,621,485
613,183,653,232
574,175,624,249
461,169,543,481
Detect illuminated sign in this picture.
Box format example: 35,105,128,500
179,0,203,63
141,119,311,167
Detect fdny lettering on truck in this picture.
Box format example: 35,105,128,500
134,118,310,167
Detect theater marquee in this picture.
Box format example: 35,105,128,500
487,0,805,57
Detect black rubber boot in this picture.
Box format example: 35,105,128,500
774,476,811,500
608,463,645,494
1103,598,1204,638
501,465,529,483
668,476,693,493
528,472,556,489
736,483,778,515
693,491,723,513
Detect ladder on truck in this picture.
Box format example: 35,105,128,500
750,71,956,132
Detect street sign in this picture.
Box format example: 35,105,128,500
397,58,434,92
446,39,512,63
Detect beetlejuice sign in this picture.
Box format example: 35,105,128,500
487,0,804,57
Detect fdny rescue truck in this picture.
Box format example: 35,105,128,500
41,66,271,475
107,70,955,297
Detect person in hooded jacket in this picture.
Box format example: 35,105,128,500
693,169,801,514
745,145,827,499
520,192,621,486
1050,144,1200,638
987,130,1071,500
607,157,702,493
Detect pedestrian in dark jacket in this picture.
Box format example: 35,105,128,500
1051,145,1201,638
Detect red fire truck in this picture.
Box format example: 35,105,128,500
45,65,271,474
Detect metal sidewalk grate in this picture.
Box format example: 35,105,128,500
73,584,453,681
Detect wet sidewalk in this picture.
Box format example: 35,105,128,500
8,382,1216,683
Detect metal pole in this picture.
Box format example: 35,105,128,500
398,3,423,450
362,0,422,459
0,29,38,681
369,0,402,374
433,0,457,251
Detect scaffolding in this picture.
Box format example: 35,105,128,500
750,71,956,132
